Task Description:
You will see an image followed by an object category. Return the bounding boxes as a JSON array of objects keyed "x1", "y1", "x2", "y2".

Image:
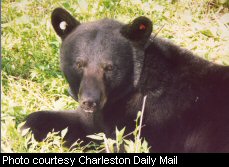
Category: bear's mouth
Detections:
[
  {"x1": 79, "y1": 105, "x2": 98, "y2": 113},
  {"x1": 83, "y1": 109, "x2": 94, "y2": 113}
]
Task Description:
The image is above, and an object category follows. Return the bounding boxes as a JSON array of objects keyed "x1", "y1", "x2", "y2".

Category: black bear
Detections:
[{"x1": 23, "y1": 8, "x2": 229, "y2": 152}]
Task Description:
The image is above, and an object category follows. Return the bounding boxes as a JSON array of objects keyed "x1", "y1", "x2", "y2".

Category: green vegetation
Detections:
[{"x1": 2, "y1": 0, "x2": 229, "y2": 153}]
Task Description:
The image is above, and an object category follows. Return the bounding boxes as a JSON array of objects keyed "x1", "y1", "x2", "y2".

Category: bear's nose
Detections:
[
  {"x1": 82, "y1": 100, "x2": 97, "y2": 108},
  {"x1": 80, "y1": 98, "x2": 97, "y2": 112}
]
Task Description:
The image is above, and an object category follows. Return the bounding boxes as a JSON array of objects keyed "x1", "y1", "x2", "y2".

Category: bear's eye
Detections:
[
  {"x1": 76, "y1": 61, "x2": 85, "y2": 70},
  {"x1": 104, "y1": 64, "x2": 114, "y2": 72}
]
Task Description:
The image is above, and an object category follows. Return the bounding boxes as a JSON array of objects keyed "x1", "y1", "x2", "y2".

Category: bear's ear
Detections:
[
  {"x1": 120, "y1": 16, "x2": 152, "y2": 43},
  {"x1": 51, "y1": 8, "x2": 80, "y2": 40}
]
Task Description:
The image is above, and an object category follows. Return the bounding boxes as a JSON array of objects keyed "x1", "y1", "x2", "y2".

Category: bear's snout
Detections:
[{"x1": 80, "y1": 96, "x2": 98, "y2": 113}]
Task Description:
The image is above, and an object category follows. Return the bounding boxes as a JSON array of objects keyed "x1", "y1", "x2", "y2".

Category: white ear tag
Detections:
[{"x1": 60, "y1": 21, "x2": 67, "y2": 30}]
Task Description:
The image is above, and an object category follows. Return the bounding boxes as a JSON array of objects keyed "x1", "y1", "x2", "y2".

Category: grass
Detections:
[{"x1": 1, "y1": 0, "x2": 229, "y2": 153}]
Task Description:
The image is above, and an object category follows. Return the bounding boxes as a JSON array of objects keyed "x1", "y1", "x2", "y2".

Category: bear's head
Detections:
[{"x1": 51, "y1": 8, "x2": 152, "y2": 113}]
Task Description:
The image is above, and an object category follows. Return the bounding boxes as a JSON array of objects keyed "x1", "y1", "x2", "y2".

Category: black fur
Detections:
[{"x1": 23, "y1": 8, "x2": 229, "y2": 152}]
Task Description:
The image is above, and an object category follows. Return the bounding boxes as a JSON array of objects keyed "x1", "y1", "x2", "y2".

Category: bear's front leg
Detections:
[{"x1": 22, "y1": 108, "x2": 96, "y2": 147}]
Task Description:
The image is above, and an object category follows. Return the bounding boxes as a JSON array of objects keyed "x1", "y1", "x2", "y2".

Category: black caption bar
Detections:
[{"x1": 1, "y1": 153, "x2": 228, "y2": 166}]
